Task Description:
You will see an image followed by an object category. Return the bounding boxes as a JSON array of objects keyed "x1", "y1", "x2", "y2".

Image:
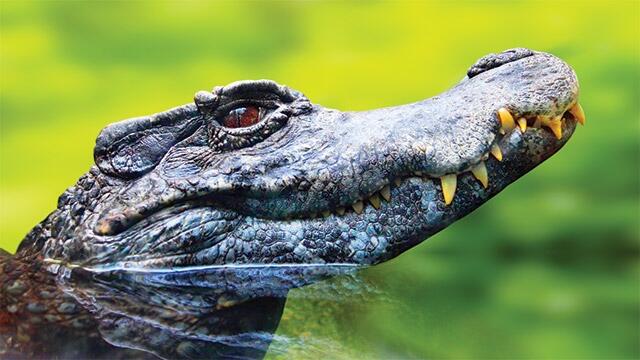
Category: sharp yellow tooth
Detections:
[
  {"x1": 569, "y1": 103, "x2": 585, "y2": 125},
  {"x1": 380, "y1": 185, "x2": 391, "y2": 202},
  {"x1": 368, "y1": 194, "x2": 381, "y2": 209},
  {"x1": 546, "y1": 116, "x2": 563, "y2": 139},
  {"x1": 352, "y1": 200, "x2": 364, "y2": 214},
  {"x1": 394, "y1": 178, "x2": 401, "y2": 187},
  {"x1": 498, "y1": 108, "x2": 516, "y2": 133},
  {"x1": 470, "y1": 162, "x2": 489, "y2": 188},
  {"x1": 322, "y1": 210, "x2": 331, "y2": 217},
  {"x1": 440, "y1": 174, "x2": 457, "y2": 205},
  {"x1": 414, "y1": 171, "x2": 423, "y2": 176},
  {"x1": 336, "y1": 207, "x2": 346, "y2": 216},
  {"x1": 517, "y1": 118, "x2": 527, "y2": 132},
  {"x1": 490, "y1": 144, "x2": 503, "y2": 161}
]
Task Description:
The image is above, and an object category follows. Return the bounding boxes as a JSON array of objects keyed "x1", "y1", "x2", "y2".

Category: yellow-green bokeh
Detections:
[{"x1": 1, "y1": 1, "x2": 638, "y2": 359}]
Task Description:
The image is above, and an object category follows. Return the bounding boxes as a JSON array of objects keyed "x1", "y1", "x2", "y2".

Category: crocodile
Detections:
[{"x1": 0, "y1": 48, "x2": 584, "y2": 359}]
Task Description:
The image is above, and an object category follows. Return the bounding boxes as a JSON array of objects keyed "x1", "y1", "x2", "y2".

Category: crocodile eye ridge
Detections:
[{"x1": 193, "y1": 80, "x2": 312, "y2": 152}]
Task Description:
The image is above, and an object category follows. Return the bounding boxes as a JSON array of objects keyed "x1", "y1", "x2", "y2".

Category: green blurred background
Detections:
[{"x1": 1, "y1": 1, "x2": 638, "y2": 359}]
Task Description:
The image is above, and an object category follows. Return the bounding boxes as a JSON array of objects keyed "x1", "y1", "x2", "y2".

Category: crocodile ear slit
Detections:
[{"x1": 93, "y1": 104, "x2": 202, "y2": 179}]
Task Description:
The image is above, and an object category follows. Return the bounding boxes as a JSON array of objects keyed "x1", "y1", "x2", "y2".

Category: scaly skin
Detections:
[{"x1": 0, "y1": 48, "x2": 582, "y2": 358}]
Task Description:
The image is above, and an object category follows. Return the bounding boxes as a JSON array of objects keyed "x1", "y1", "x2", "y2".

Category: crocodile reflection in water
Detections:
[
  {"x1": 3, "y1": 255, "x2": 363, "y2": 359},
  {"x1": 59, "y1": 264, "x2": 361, "y2": 359},
  {"x1": 0, "y1": 48, "x2": 583, "y2": 359}
]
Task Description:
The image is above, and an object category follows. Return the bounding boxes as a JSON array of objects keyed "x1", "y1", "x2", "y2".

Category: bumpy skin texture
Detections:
[{"x1": 0, "y1": 48, "x2": 580, "y2": 358}]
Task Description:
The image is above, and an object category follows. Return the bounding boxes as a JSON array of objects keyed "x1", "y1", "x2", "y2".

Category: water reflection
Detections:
[{"x1": 47, "y1": 263, "x2": 368, "y2": 359}]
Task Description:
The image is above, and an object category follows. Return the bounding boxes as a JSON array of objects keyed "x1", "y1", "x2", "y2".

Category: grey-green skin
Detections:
[
  {"x1": 0, "y1": 48, "x2": 580, "y2": 358},
  {"x1": 45, "y1": 48, "x2": 578, "y2": 269}
]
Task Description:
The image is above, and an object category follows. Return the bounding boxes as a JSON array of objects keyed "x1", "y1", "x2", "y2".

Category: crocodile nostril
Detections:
[{"x1": 467, "y1": 48, "x2": 535, "y2": 78}]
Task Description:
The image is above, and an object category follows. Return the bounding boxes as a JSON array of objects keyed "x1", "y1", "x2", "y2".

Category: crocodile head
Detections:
[{"x1": 39, "y1": 48, "x2": 583, "y2": 270}]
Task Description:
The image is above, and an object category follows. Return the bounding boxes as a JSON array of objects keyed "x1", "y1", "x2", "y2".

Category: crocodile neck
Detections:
[{"x1": 0, "y1": 225, "x2": 150, "y2": 358}]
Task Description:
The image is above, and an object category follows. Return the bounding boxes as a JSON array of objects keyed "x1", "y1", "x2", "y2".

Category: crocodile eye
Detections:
[{"x1": 222, "y1": 106, "x2": 261, "y2": 128}]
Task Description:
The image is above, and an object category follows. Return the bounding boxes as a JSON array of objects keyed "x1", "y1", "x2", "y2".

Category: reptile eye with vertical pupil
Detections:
[{"x1": 222, "y1": 106, "x2": 261, "y2": 128}]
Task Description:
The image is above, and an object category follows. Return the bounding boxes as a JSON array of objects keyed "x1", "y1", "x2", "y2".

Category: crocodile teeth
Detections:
[
  {"x1": 490, "y1": 144, "x2": 503, "y2": 161},
  {"x1": 380, "y1": 185, "x2": 391, "y2": 202},
  {"x1": 569, "y1": 103, "x2": 585, "y2": 125},
  {"x1": 498, "y1": 108, "x2": 516, "y2": 133},
  {"x1": 545, "y1": 115, "x2": 563, "y2": 139},
  {"x1": 440, "y1": 174, "x2": 457, "y2": 205},
  {"x1": 369, "y1": 194, "x2": 381, "y2": 209},
  {"x1": 414, "y1": 171, "x2": 423, "y2": 176},
  {"x1": 322, "y1": 210, "x2": 331, "y2": 217},
  {"x1": 394, "y1": 178, "x2": 401, "y2": 187},
  {"x1": 336, "y1": 207, "x2": 346, "y2": 216},
  {"x1": 517, "y1": 118, "x2": 527, "y2": 132},
  {"x1": 470, "y1": 162, "x2": 489, "y2": 188},
  {"x1": 352, "y1": 200, "x2": 364, "y2": 214}
]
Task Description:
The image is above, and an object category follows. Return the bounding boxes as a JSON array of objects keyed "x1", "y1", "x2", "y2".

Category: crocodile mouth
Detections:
[
  {"x1": 291, "y1": 103, "x2": 584, "y2": 218},
  {"x1": 92, "y1": 102, "x2": 584, "y2": 237}
]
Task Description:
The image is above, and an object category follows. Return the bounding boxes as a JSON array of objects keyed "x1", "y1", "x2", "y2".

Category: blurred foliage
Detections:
[{"x1": 1, "y1": 1, "x2": 638, "y2": 359}]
